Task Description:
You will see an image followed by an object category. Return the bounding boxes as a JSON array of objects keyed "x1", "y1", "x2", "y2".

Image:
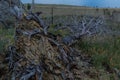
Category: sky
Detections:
[{"x1": 21, "y1": 0, "x2": 120, "y2": 8}]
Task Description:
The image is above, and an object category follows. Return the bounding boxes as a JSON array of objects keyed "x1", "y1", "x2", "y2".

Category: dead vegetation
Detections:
[{"x1": 3, "y1": 11, "x2": 93, "y2": 80}]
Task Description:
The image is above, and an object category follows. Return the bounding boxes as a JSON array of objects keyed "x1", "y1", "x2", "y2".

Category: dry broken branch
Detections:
[{"x1": 55, "y1": 15, "x2": 105, "y2": 46}]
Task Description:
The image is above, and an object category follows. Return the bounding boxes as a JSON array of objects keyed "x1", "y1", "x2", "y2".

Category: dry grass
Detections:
[{"x1": 25, "y1": 4, "x2": 120, "y2": 18}]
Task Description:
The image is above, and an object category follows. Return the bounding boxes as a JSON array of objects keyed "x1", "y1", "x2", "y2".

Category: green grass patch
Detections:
[
  {"x1": 0, "y1": 28, "x2": 14, "y2": 53},
  {"x1": 76, "y1": 36, "x2": 120, "y2": 69}
]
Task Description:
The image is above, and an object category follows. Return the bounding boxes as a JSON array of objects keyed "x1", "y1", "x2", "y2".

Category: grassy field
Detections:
[
  {"x1": 25, "y1": 4, "x2": 120, "y2": 22},
  {"x1": 75, "y1": 19, "x2": 120, "y2": 69},
  {"x1": 76, "y1": 35, "x2": 120, "y2": 69}
]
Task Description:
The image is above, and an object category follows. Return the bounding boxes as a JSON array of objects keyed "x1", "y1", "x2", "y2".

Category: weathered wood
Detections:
[{"x1": 2, "y1": 12, "x2": 94, "y2": 80}]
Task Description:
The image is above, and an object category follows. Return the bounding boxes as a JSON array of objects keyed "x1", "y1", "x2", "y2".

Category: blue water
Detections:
[{"x1": 21, "y1": 0, "x2": 120, "y2": 8}]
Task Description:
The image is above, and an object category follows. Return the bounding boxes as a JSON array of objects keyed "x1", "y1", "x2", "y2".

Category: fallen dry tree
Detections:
[
  {"x1": 0, "y1": 1, "x2": 110, "y2": 80},
  {"x1": 3, "y1": 14, "x2": 104, "y2": 80},
  {"x1": 4, "y1": 12, "x2": 93, "y2": 80}
]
